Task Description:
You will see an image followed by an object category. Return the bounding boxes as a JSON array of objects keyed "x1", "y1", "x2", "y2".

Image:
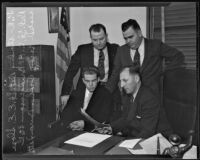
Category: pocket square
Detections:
[{"x1": 136, "y1": 115, "x2": 141, "y2": 119}]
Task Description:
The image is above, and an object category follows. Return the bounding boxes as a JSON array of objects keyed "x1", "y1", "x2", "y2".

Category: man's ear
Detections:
[
  {"x1": 137, "y1": 30, "x2": 142, "y2": 37},
  {"x1": 135, "y1": 74, "x2": 140, "y2": 83},
  {"x1": 82, "y1": 78, "x2": 86, "y2": 84}
]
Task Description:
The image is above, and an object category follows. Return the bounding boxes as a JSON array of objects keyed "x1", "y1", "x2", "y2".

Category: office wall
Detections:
[
  {"x1": 70, "y1": 7, "x2": 146, "y2": 54},
  {"x1": 5, "y1": 6, "x2": 147, "y2": 107}
]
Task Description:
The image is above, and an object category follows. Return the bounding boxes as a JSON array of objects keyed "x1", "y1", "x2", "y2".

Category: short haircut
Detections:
[
  {"x1": 120, "y1": 65, "x2": 141, "y2": 80},
  {"x1": 81, "y1": 66, "x2": 100, "y2": 78},
  {"x1": 121, "y1": 19, "x2": 141, "y2": 32},
  {"x1": 89, "y1": 23, "x2": 107, "y2": 35}
]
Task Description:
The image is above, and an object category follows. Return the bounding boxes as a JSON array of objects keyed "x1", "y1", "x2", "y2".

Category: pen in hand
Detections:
[{"x1": 157, "y1": 136, "x2": 161, "y2": 155}]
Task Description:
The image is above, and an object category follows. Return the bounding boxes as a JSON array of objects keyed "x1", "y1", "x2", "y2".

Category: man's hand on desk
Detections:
[
  {"x1": 69, "y1": 120, "x2": 84, "y2": 131},
  {"x1": 60, "y1": 95, "x2": 70, "y2": 111},
  {"x1": 95, "y1": 125, "x2": 112, "y2": 135}
]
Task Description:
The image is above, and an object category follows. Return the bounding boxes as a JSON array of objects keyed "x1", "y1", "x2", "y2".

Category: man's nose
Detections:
[
  {"x1": 120, "y1": 82, "x2": 125, "y2": 88},
  {"x1": 89, "y1": 81, "x2": 93, "y2": 86},
  {"x1": 97, "y1": 40, "x2": 101, "y2": 45}
]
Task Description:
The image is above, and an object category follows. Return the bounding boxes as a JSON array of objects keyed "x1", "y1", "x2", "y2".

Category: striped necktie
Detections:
[
  {"x1": 98, "y1": 49, "x2": 105, "y2": 80},
  {"x1": 133, "y1": 48, "x2": 140, "y2": 69}
]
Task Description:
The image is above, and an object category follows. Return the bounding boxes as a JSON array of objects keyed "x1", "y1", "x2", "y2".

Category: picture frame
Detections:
[{"x1": 47, "y1": 7, "x2": 59, "y2": 33}]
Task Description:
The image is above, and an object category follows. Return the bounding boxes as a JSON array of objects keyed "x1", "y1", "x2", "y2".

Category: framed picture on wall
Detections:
[{"x1": 47, "y1": 7, "x2": 59, "y2": 33}]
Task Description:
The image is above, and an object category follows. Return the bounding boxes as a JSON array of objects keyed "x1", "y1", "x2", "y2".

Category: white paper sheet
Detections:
[
  {"x1": 64, "y1": 132, "x2": 111, "y2": 148},
  {"x1": 180, "y1": 144, "x2": 197, "y2": 159},
  {"x1": 139, "y1": 133, "x2": 172, "y2": 154},
  {"x1": 128, "y1": 148, "x2": 147, "y2": 154},
  {"x1": 119, "y1": 139, "x2": 141, "y2": 148}
]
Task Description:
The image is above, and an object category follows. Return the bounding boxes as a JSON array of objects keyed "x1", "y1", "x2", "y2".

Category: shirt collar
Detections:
[
  {"x1": 94, "y1": 46, "x2": 107, "y2": 52},
  {"x1": 132, "y1": 82, "x2": 141, "y2": 99},
  {"x1": 138, "y1": 37, "x2": 144, "y2": 52}
]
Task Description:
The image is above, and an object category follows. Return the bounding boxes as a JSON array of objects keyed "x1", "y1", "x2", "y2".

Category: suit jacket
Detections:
[
  {"x1": 61, "y1": 42, "x2": 119, "y2": 96},
  {"x1": 106, "y1": 38, "x2": 184, "y2": 95},
  {"x1": 110, "y1": 85, "x2": 160, "y2": 139},
  {"x1": 60, "y1": 85, "x2": 113, "y2": 130}
]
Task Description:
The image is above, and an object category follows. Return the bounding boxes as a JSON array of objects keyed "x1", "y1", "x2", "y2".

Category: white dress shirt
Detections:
[
  {"x1": 132, "y1": 82, "x2": 141, "y2": 103},
  {"x1": 130, "y1": 38, "x2": 145, "y2": 66},
  {"x1": 82, "y1": 88, "x2": 93, "y2": 111},
  {"x1": 93, "y1": 47, "x2": 109, "y2": 82}
]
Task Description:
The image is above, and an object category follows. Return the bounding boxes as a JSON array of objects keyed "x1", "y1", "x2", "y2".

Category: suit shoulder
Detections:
[
  {"x1": 118, "y1": 44, "x2": 128, "y2": 50},
  {"x1": 110, "y1": 43, "x2": 119, "y2": 47},
  {"x1": 107, "y1": 43, "x2": 119, "y2": 49},
  {"x1": 146, "y1": 38, "x2": 162, "y2": 46},
  {"x1": 140, "y1": 85, "x2": 158, "y2": 100},
  {"x1": 95, "y1": 86, "x2": 112, "y2": 97}
]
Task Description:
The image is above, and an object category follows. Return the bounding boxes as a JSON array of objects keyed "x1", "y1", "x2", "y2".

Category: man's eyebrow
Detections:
[{"x1": 125, "y1": 35, "x2": 133, "y2": 39}]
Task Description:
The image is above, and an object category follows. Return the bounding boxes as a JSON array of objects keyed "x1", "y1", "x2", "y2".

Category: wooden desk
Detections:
[{"x1": 23, "y1": 130, "x2": 170, "y2": 158}]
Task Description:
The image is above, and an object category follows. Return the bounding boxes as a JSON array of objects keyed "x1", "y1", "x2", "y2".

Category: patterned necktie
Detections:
[
  {"x1": 133, "y1": 48, "x2": 140, "y2": 69},
  {"x1": 98, "y1": 49, "x2": 105, "y2": 80}
]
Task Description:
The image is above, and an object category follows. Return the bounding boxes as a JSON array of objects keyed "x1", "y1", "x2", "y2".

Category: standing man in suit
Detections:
[
  {"x1": 96, "y1": 66, "x2": 161, "y2": 138},
  {"x1": 61, "y1": 23, "x2": 119, "y2": 110},
  {"x1": 105, "y1": 19, "x2": 184, "y2": 136},
  {"x1": 106, "y1": 19, "x2": 184, "y2": 96},
  {"x1": 60, "y1": 66, "x2": 113, "y2": 131}
]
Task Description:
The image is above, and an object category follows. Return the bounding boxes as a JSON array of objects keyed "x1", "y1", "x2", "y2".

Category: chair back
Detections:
[{"x1": 162, "y1": 68, "x2": 198, "y2": 145}]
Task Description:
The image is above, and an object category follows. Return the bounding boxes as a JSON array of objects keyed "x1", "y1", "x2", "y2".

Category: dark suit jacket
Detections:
[
  {"x1": 110, "y1": 85, "x2": 160, "y2": 139},
  {"x1": 60, "y1": 85, "x2": 113, "y2": 130},
  {"x1": 61, "y1": 42, "x2": 119, "y2": 96},
  {"x1": 106, "y1": 38, "x2": 184, "y2": 95}
]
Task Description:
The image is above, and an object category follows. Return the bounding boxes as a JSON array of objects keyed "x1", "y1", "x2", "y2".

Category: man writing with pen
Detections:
[
  {"x1": 96, "y1": 66, "x2": 172, "y2": 138},
  {"x1": 60, "y1": 66, "x2": 114, "y2": 131}
]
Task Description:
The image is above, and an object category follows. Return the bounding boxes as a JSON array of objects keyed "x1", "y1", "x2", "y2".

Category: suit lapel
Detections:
[
  {"x1": 127, "y1": 99, "x2": 137, "y2": 121},
  {"x1": 127, "y1": 86, "x2": 142, "y2": 121},
  {"x1": 88, "y1": 43, "x2": 94, "y2": 66},
  {"x1": 107, "y1": 43, "x2": 115, "y2": 76},
  {"x1": 77, "y1": 86, "x2": 86, "y2": 109},
  {"x1": 85, "y1": 85, "x2": 100, "y2": 112},
  {"x1": 140, "y1": 38, "x2": 149, "y2": 73},
  {"x1": 125, "y1": 44, "x2": 133, "y2": 64}
]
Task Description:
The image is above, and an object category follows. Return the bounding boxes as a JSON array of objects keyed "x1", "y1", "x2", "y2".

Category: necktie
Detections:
[
  {"x1": 133, "y1": 48, "x2": 140, "y2": 69},
  {"x1": 98, "y1": 49, "x2": 105, "y2": 80}
]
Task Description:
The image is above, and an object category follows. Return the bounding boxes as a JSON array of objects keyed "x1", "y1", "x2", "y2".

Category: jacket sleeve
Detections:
[
  {"x1": 159, "y1": 41, "x2": 185, "y2": 70},
  {"x1": 105, "y1": 47, "x2": 122, "y2": 93},
  {"x1": 87, "y1": 87, "x2": 114, "y2": 123},
  {"x1": 61, "y1": 46, "x2": 81, "y2": 96}
]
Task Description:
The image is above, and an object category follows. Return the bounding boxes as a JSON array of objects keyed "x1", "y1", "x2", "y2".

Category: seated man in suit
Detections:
[
  {"x1": 60, "y1": 66, "x2": 113, "y2": 131},
  {"x1": 96, "y1": 66, "x2": 172, "y2": 139}
]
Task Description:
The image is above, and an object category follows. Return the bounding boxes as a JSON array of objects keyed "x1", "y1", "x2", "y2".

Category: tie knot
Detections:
[
  {"x1": 99, "y1": 49, "x2": 103, "y2": 53},
  {"x1": 129, "y1": 95, "x2": 134, "y2": 103}
]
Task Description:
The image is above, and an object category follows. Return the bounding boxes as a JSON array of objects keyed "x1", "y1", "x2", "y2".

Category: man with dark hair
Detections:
[
  {"x1": 106, "y1": 18, "x2": 184, "y2": 96},
  {"x1": 61, "y1": 23, "x2": 119, "y2": 110},
  {"x1": 96, "y1": 66, "x2": 161, "y2": 138},
  {"x1": 105, "y1": 19, "x2": 184, "y2": 137},
  {"x1": 60, "y1": 66, "x2": 113, "y2": 131}
]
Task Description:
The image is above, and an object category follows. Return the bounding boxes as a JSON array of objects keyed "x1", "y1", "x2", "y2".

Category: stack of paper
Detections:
[
  {"x1": 139, "y1": 133, "x2": 172, "y2": 154},
  {"x1": 64, "y1": 132, "x2": 111, "y2": 147},
  {"x1": 118, "y1": 139, "x2": 141, "y2": 149},
  {"x1": 180, "y1": 144, "x2": 197, "y2": 159}
]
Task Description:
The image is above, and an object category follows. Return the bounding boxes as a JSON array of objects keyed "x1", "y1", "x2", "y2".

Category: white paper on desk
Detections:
[
  {"x1": 64, "y1": 132, "x2": 111, "y2": 148},
  {"x1": 180, "y1": 144, "x2": 197, "y2": 159},
  {"x1": 139, "y1": 133, "x2": 172, "y2": 154},
  {"x1": 119, "y1": 139, "x2": 141, "y2": 149},
  {"x1": 128, "y1": 148, "x2": 147, "y2": 154}
]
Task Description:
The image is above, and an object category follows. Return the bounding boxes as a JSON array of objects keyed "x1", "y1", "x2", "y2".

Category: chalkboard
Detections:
[{"x1": 3, "y1": 45, "x2": 56, "y2": 153}]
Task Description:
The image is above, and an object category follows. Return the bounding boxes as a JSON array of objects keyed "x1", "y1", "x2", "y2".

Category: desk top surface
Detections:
[{"x1": 20, "y1": 130, "x2": 197, "y2": 159}]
